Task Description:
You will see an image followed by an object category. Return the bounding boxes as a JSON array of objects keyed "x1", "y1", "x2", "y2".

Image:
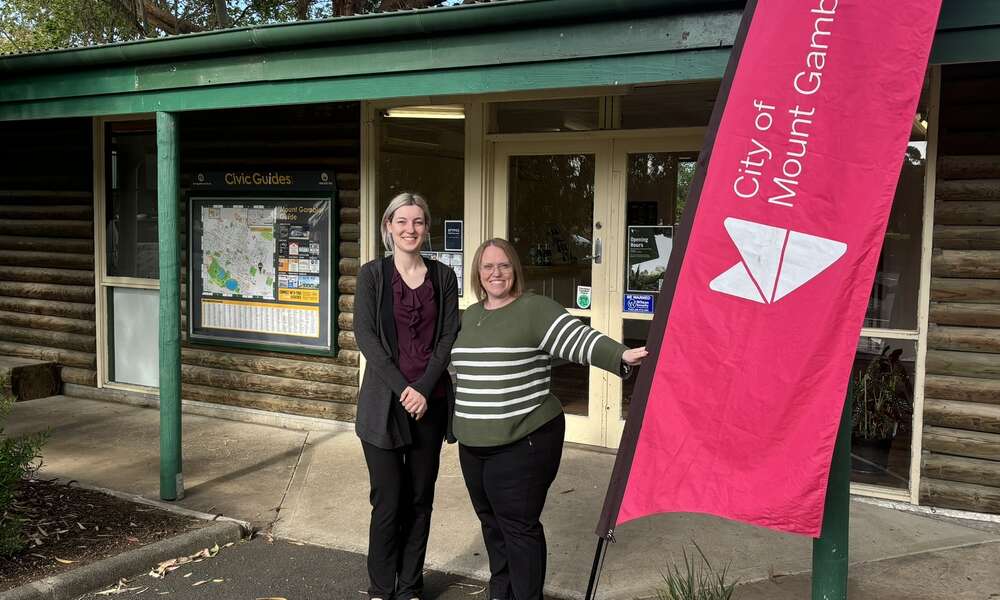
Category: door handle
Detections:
[{"x1": 593, "y1": 238, "x2": 602, "y2": 264}]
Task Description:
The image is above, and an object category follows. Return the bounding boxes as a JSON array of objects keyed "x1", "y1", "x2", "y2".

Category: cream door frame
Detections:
[
  {"x1": 606, "y1": 132, "x2": 705, "y2": 447},
  {"x1": 491, "y1": 139, "x2": 614, "y2": 446}
]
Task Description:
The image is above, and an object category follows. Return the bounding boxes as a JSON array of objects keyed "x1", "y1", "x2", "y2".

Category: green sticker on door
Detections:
[{"x1": 576, "y1": 285, "x2": 592, "y2": 310}]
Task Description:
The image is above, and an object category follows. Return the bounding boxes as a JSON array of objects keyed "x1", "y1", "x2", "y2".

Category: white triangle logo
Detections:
[{"x1": 709, "y1": 218, "x2": 846, "y2": 304}]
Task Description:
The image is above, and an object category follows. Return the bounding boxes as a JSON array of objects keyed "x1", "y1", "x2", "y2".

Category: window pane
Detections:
[
  {"x1": 108, "y1": 287, "x2": 159, "y2": 387},
  {"x1": 850, "y1": 336, "x2": 915, "y2": 490},
  {"x1": 508, "y1": 154, "x2": 595, "y2": 309},
  {"x1": 376, "y1": 111, "x2": 465, "y2": 255},
  {"x1": 865, "y1": 89, "x2": 930, "y2": 331},
  {"x1": 489, "y1": 97, "x2": 599, "y2": 133},
  {"x1": 620, "y1": 80, "x2": 720, "y2": 129},
  {"x1": 106, "y1": 121, "x2": 158, "y2": 279}
]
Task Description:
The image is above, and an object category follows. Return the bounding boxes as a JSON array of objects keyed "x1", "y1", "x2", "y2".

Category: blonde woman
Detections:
[
  {"x1": 354, "y1": 192, "x2": 460, "y2": 600},
  {"x1": 452, "y1": 238, "x2": 646, "y2": 600}
]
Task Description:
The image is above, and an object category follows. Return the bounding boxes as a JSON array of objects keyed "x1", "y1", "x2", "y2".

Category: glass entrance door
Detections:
[
  {"x1": 492, "y1": 140, "x2": 612, "y2": 446},
  {"x1": 607, "y1": 135, "x2": 703, "y2": 447}
]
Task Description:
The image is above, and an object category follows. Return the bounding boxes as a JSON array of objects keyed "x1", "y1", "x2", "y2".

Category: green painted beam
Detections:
[
  {"x1": 937, "y1": 0, "x2": 1000, "y2": 30},
  {"x1": 157, "y1": 111, "x2": 183, "y2": 502},
  {"x1": 931, "y1": 27, "x2": 1000, "y2": 65},
  {"x1": 0, "y1": 49, "x2": 731, "y2": 121},
  {"x1": 0, "y1": 12, "x2": 739, "y2": 104}
]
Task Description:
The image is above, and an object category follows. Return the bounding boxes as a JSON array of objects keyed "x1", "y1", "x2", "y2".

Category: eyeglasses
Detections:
[{"x1": 479, "y1": 262, "x2": 513, "y2": 274}]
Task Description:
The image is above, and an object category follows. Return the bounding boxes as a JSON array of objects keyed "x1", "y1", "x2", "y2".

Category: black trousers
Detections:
[
  {"x1": 459, "y1": 413, "x2": 565, "y2": 600},
  {"x1": 361, "y1": 404, "x2": 446, "y2": 599}
]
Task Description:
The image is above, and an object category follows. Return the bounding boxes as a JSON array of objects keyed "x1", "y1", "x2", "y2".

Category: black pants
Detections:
[
  {"x1": 361, "y1": 404, "x2": 446, "y2": 599},
  {"x1": 459, "y1": 413, "x2": 565, "y2": 600}
]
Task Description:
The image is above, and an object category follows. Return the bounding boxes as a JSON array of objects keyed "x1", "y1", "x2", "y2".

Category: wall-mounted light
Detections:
[{"x1": 383, "y1": 105, "x2": 465, "y2": 119}]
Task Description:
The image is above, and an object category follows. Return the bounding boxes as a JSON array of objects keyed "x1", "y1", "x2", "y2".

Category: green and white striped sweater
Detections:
[{"x1": 452, "y1": 293, "x2": 627, "y2": 447}]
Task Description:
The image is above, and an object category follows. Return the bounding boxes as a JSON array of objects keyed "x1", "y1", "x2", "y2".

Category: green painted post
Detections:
[
  {"x1": 156, "y1": 111, "x2": 183, "y2": 501},
  {"x1": 812, "y1": 381, "x2": 852, "y2": 599}
]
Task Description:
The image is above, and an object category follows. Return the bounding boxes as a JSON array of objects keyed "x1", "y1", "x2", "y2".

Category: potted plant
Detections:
[{"x1": 850, "y1": 347, "x2": 913, "y2": 473}]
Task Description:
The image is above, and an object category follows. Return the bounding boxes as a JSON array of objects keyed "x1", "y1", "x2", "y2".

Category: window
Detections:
[
  {"x1": 489, "y1": 97, "x2": 600, "y2": 134},
  {"x1": 105, "y1": 121, "x2": 158, "y2": 279}
]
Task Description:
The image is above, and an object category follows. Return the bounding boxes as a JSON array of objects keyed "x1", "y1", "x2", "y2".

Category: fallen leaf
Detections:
[
  {"x1": 192, "y1": 579, "x2": 209, "y2": 586},
  {"x1": 54, "y1": 557, "x2": 76, "y2": 564},
  {"x1": 212, "y1": 579, "x2": 224, "y2": 583},
  {"x1": 255, "y1": 597, "x2": 288, "y2": 600}
]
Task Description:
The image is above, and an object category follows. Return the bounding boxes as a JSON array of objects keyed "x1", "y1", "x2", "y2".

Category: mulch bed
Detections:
[{"x1": 0, "y1": 478, "x2": 204, "y2": 592}]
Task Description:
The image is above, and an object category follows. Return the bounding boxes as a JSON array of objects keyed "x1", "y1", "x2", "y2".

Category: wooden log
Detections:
[
  {"x1": 338, "y1": 349, "x2": 360, "y2": 366},
  {"x1": 936, "y1": 179, "x2": 1000, "y2": 202},
  {"x1": 935, "y1": 201, "x2": 1000, "y2": 226},
  {"x1": 181, "y1": 347, "x2": 357, "y2": 386},
  {"x1": 0, "y1": 296, "x2": 95, "y2": 320},
  {"x1": 0, "y1": 190, "x2": 91, "y2": 200},
  {"x1": 930, "y1": 278, "x2": 1000, "y2": 302},
  {"x1": 0, "y1": 236, "x2": 93, "y2": 254},
  {"x1": 0, "y1": 219, "x2": 92, "y2": 238},
  {"x1": 931, "y1": 250, "x2": 1000, "y2": 278},
  {"x1": 924, "y1": 398, "x2": 1000, "y2": 434},
  {"x1": 339, "y1": 257, "x2": 359, "y2": 276},
  {"x1": 0, "y1": 266, "x2": 94, "y2": 286},
  {"x1": 0, "y1": 341, "x2": 95, "y2": 368},
  {"x1": 0, "y1": 356, "x2": 60, "y2": 401},
  {"x1": 0, "y1": 250, "x2": 93, "y2": 270},
  {"x1": 0, "y1": 205, "x2": 92, "y2": 220},
  {"x1": 339, "y1": 189, "x2": 360, "y2": 207},
  {"x1": 929, "y1": 302, "x2": 1000, "y2": 327},
  {"x1": 340, "y1": 207, "x2": 360, "y2": 223},
  {"x1": 920, "y1": 477, "x2": 1000, "y2": 514},
  {"x1": 933, "y1": 225, "x2": 1000, "y2": 250},
  {"x1": 0, "y1": 282, "x2": 94, "y2": 304},
  {"x1": 922, "y1": 452, "x2": 1000, "y2": 489},
  {"x1": 0, "y1": 310, "x2": 95, "y2": 335},
  {"x1": 181, "y1": 342, "x2": 358, "y2": 367},
  {"x1": 937, "y1": 155, "x2": 1000, "y2": 180},
  {"x1": 182, "y1": 383, "x2": 356, "y2": 421},
  {"x1": 337, "y1": 173, "x2": 360, "y2": 191},
  {"x1": 925, "y1": 349, "x2": 1000, "y2": 379},
  {"x1": 928, "y1": 325, "x2": 1000, "y2": 353},
  {"x1": 0, "y1": 324, "x2": 95, "y2": 353},
  {"x1": 181, "y1": 364, "x2": 356, "y2": 403},
  {"x1": 924, "y1": 374, "x2": 1000, "y2": 404},
  {"x1": 340, "y1": 223, "x2": 360, "y2": 242},
  {"x1": 338, "y1": 312, "x2": 353, "y2": 331},
  {"x1": 338, "y1": 330, "x2": 358, "y2": 351},
  {"x1": 338, "y1": 276, "x2": 357, "y2": 294},
  {"x1": 60, "y1": 366, "x2": 97, "y2": 387},
  {"x1": 338, "y1": 294, "x2": 354, "y2": 312},
  {"x1": 923, "y1": 425, "x2": 1000, "y2": 461},
  {"x1": 339, "y1": 242, "x2": 360, "y2": 259}
]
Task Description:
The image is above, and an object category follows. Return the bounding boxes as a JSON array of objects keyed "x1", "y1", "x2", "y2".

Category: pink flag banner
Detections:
[{"x1": 598, "y1": 0, "x2": 942, "y2": 537}]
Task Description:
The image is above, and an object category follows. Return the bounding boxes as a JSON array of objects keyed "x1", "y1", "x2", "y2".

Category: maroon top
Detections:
[{"x1": 392, "y1": 268, "x2": 445, "y2": 398}]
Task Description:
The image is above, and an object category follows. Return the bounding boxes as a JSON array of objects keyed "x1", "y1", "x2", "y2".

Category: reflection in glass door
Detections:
[{"x1": 493, "y1": 141, "x2": 611, "y2": 446}]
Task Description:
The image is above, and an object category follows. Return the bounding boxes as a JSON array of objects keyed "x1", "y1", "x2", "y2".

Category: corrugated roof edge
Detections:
[{"x1": 0, "y1": 0, "x2": 741, "y2": 75}]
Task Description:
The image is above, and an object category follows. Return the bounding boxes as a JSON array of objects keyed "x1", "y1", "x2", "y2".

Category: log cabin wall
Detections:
[
  {"x1": 0, "y1": 118, "x2": 97, "y2": 390},
  {"x1": 921, "y1": 63, "x2": 1000, "y2": 514},
  {"x1": 173, "y1": 103, "x2": 362, "y2": 421}
]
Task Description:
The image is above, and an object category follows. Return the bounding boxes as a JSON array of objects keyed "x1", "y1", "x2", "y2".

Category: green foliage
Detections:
[
  {"x1": 653, "y1": 543, "x2": 737, "y2": 600},
  {"x1": 850, "y1": 347, "x2": 913, "y2": 442},
  {"x1": 0, "y1": 379, "x2": 47, "y2": 557},
  {"x1": 0, "y1": 0, "x2": 134, "y2": 54}
]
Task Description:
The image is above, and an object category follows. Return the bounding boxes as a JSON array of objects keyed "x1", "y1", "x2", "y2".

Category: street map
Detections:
[{"x1": 201, "y1": 206, "x2": 276, "y2": 300}]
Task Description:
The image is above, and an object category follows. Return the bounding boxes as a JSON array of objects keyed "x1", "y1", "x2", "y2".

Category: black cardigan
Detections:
[{"x1": 353, "y1": 256, "x2": 460, "y2": 449}]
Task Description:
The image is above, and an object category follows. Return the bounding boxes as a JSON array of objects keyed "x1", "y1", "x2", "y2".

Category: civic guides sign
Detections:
[{"x1": 598, "y1": 0, "x2": 942, "y2": 537}]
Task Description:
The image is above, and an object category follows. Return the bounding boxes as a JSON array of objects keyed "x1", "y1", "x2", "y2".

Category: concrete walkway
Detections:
[{"x1": 8, "y1": 395, "x2": 1000, "y2": 599}]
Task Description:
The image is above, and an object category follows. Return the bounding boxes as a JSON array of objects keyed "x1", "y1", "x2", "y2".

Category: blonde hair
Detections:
[
  {"x1": 381, "y1": 192, "x2": 431, "y2": 252},
  {"x1": 470, "y1": 238, "x2": 525, "y2": 302}
]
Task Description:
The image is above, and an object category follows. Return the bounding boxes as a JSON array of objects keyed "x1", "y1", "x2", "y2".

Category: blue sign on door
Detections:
[{"x1": 623, "y1": 293, "x2": 655, "y2": 314}]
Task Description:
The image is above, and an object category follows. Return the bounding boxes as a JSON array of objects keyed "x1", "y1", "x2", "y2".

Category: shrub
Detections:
[
  {"x1": 0, "y1": 378, "x2": 46, "y2": 557},
  {"x1": 653, "y1": 542, "x2": 737, "y2": 600}
]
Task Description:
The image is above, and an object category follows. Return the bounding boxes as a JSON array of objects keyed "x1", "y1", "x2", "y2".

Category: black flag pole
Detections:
[{"x1": 586, "y1": 1, "x2": 760, "y2": 594}]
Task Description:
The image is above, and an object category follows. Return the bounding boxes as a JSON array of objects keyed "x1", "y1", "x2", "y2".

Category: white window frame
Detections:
[{"x1": 93, "y1": 114, "x2": 161, "y2": 395}]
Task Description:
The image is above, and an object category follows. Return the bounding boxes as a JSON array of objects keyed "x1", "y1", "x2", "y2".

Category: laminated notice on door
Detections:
[{"x1": 576, "y1": 286, "x2": 592, "y2": 310}]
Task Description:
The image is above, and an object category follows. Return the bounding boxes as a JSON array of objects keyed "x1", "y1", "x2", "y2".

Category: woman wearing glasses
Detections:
[
  {"x1": 353, "y1": 192, "x2": 460, "y2": 600},
  {"x1": 453, "y1": 238, "x2": 647, "y2": 600}
]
